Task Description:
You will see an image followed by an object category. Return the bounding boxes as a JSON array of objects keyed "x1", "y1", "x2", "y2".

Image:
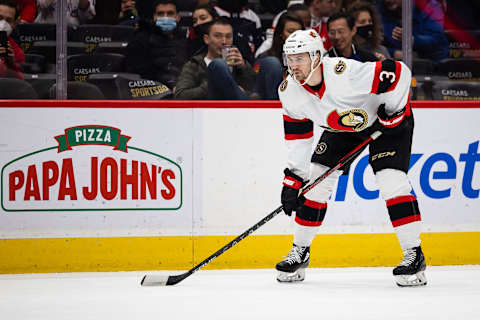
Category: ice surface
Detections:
[{"x1": 1, "y1": 266, "x2": 479, "y2": 320}]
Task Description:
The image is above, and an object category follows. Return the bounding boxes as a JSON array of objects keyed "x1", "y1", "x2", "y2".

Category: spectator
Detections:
[
  {"x1": 348, "y1": 1, "x2": 391, "y2": 60},
  {"x1": 35, "y1": 0, "x2": 96, "y2": 25},
  {"x1": 214, "y1": 0, "x2": 263, "y2": 57},
  {"x1": 377, "y1": 0, "x2": 448, "y2": 62},
  {"x1": 188, "y1": 3, "x2": 218, "y2": 56},
  {"x1": 256, "y1": 3, "x2": 311, "y2": 58},
  {"x1": 91, "y1": 0, "x2": 138, "y2": 26},
  {"x1": 126, "y1": 0, "x2": 189, "y2": 90},
  {"x1": 16, "y1": 0, "x2": 36, "y2": 23},
  {"x1": 175, "y1": 17, "x2": 256, "y2": 100},
  {"x1": 327, "y1": 12, "x2": 378, "y2": 62},
  {"x1": 305, "y1": 0, "x2": 334, "y2": 51},
  {"x1": 0, "y1": 0, "x2": 25, "y2": 79},
  {"x1": 255, "y1": 13, "x2": 305, "y2": 99},
  {"x1": 305, "y1": 0, "x2": 336, "y2": 27}
]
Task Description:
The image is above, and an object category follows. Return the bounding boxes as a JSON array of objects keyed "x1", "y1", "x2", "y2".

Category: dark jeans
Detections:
[{"x1": 207, "y1": 59, "x2": 250, "y2": 100}]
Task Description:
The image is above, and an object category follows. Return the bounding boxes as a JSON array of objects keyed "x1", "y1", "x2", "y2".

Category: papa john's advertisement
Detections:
[{"x1": 0, "y1": 109, "x2": 195, "y2": 238}]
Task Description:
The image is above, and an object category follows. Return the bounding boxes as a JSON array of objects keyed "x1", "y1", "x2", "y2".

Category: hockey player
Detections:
[{"x1": 276, "y1": 29, "x2": 426, "y2": 287}]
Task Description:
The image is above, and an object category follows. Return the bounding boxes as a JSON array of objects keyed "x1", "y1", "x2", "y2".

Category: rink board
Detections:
[{"x1": 0, "y1": 100, "x2": 479, "y2": 273}]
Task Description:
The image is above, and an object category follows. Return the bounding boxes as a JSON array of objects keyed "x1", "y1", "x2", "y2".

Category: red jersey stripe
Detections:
[
  {"x1": 295, "y1": 216, "x2": 323, "y2": 227},
  {"x1": 370, "y1": 61, "x2": 382, "y2": 94},
  {"x1": 386, "y1": 195, "x2": 417, "y2": 207},
  {"x1": 285, "y1": 132, "x2": 314, "y2": 140},
  {"x1": 391, "y1": 214, "x2": 421, "y2": 227},
  {"x1": 304, "y1": 199, "x2": 327, "y2": 210}
]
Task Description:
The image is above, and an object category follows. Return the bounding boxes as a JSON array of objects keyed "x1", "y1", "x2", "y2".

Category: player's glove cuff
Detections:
[
  {"x1": 283, "y1": 168, "x2": 304, "y2": 189},
  {"x1": 377, "y1": 103, "x2": 407, "y2": 129}
]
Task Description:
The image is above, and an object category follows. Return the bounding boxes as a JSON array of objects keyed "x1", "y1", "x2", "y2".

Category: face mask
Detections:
[
  {"x1": 155, "y1": 17, "x2": 177, "y2": 33},
  {"x1": 193, "y1": 21, "x2": 212, "y2": 38},
  {"x1": 356, "y1": 24, "x2": 374, "y2": 39},
  {"x1": 0, "y1": 20, "x2": 13, "y2": 36}
]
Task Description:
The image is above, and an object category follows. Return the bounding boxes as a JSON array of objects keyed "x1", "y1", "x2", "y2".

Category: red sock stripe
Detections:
[
  {"x1": 386, "y1": 195, "x2": 417, "y2": 207},
  {"x1": 295, "y1": 216, "x2": 323, "y2": 227},
  {"x1": 304, "y1": 199, "x2": 327, "y2": 210},
  {"x1": 392, "y1": 214, "x2": 421, "y2": 227}
]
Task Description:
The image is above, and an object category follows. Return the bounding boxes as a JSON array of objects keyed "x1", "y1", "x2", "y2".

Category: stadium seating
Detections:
[{"x1": 67, "y1": 53, "x2": 126, "y2": 82}]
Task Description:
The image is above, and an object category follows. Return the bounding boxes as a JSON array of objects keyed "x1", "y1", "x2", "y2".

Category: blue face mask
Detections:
[{"x1": 155, "y1": 17, "x2": 177, "y2": 33}]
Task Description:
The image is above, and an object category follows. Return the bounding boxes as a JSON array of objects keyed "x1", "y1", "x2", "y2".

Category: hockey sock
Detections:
[
  {"x1": 293, "y1": 199, "x2": 327, "y2": 247},
  {"x1": 386, "y1": 195, "x2": 422, "y2": 250}
]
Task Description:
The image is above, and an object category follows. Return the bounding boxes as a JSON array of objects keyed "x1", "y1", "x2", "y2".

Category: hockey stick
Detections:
[{"x1": 141, "y1": 130, "x2": 382, "y2": 286}]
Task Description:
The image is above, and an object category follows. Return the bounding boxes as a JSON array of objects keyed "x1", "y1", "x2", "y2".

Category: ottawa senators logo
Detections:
[
  {"x1": 280, "y1": 79, "x2": 288, "y2": 91},
  {"x1": 334, "y1": 60, "x2": 346, "y2": 74},
  {"x1": 309, "y1": 31, "x2": 317, "y2": 38},
  {"x1": 326, "y1": 109, "x2": 368, "y2": 132}
]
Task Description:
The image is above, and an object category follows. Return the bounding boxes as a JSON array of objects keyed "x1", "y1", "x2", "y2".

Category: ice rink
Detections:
[{"x1": 1, "y1": 266, "x2": 479, "y2": 320}]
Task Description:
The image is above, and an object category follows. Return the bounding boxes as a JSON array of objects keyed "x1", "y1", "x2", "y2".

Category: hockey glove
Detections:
[
  {"x1": 376, "y1": 103, "x2": 409, "y2": 135},
  {"x1": 281, "y1": 168, "x2": 305, "y2": 216}
]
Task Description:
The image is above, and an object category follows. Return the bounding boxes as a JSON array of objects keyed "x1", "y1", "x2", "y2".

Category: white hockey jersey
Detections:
[{"x1": 278, "y1": 57, "x2": 412, "y2": 180}]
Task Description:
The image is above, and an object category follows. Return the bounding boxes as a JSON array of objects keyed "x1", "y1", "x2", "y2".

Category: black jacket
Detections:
[
  {"x1": 126, "y1": 25, "x2": 189, "y2": 88},
  {"x1": 328, "y1": 44, "x2": 378, "y2": 63}
]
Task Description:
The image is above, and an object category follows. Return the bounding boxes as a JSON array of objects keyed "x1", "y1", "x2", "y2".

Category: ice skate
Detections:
[
  {"x1": 393, "y1": 246, "x2": 427, "y2": 287},
  {"x1": 276, "y1": 244, "x2": 310, "y2": 282}
]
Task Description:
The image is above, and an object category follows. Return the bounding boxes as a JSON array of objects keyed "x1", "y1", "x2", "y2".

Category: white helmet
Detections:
[{"x1": 283, "y1": 29, "x2": 325, "y2": 84}]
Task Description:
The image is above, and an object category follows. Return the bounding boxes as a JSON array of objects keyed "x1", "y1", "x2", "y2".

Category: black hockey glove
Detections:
[
  {"x1": 376, "y1": 103, "x2": 410, "y2": 135},
  {"x1": 281, "y1": 168, "x2": 305, "y2": 216}
]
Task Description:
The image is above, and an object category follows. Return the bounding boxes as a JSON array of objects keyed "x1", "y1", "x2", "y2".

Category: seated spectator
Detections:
[
  {"x1": 214, "y1": 0, "x2": 264, "y2": 57},
  {"x1": 306, "y1": 0, "x2": 334, "y2": 51},
  {"x1": 377, "y1": 0, "x2": 448, "y2": 62},
  {"x1": 255, "y1": 13, "x2": 305, "y2": 99},
  {"x1": 0, "y1": 0, "x2": 25, "y2": 79},
  {"x1": 126, "y1": 0, "x2": 189, "y2": 90},
  {"x1": 306, "y1": 0, "x2": 337, "y2": 27},
  {"x1": 188, "y1": 3, "x2": 218, "y2": 56},
  {"x1": 327, "y1": 12, "x2": 378, "y2": 62},
  {"x1": 256, "y1": 3, "x2": 312, "y2": 58},
  {"x1": 91, "y1": 0, "x2": 138, "y2": 26},
  {"x1": 175, "y1": 17, "x2": 256, "y2": 100},
  {"x1": 16, "y1": 0, "x2": 36, "y2": 23},
  {"x1": 348, "y1": 1, "x2": 390, "y2": 60},
  {"x1": 35, "y1": 0, "x2": 96, "y2": 25}
]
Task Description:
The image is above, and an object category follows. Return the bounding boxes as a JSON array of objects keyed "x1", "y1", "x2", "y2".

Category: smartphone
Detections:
[{"x1": 0, "y1": 31, "x2": 8, "y2": 58}]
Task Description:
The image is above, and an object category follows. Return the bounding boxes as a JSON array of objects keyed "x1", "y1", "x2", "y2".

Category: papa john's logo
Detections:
[
  {"x1": 326, "y1": 109, "x2": 368, "y2": 132},
  {"x1": 1, "y1": 125, "x2": 183, "y2": 212}
]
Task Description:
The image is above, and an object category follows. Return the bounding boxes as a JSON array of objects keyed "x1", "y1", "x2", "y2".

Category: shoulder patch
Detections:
[
  {"x1": 334, "y1": 60, "x2": 346, "y2": 74},
  {"x1": 280, "y1": 79, "x2": 288, "y2": 91}
]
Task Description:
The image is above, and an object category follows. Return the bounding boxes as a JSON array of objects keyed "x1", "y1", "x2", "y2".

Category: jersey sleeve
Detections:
[
  {"x1": 369, "y1": 59, "x2": 412, "y2": 114},
  {"x1": 279, "y1": 80, "x2": 314, "y2": 181}
]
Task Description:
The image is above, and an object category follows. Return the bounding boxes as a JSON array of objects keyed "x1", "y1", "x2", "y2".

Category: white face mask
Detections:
[{"x1": 0, "y1": 19, "x2": 13, "y2": 36}]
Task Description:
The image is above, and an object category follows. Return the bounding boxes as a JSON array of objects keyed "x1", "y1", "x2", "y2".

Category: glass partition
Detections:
[{"x1": 1, "y1": 0, "x2": 479, "y2": 100}]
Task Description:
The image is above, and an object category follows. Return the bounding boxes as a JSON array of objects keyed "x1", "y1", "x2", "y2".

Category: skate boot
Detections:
[
  {"x1": 393, "y1": 246, "x2": 427, "y2": 287},
  {"x1": 276, "y1": 244, "x2": 310, "y2": 282}
]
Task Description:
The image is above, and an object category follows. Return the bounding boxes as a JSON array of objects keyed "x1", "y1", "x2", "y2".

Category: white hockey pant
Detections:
[{"x1": 375, "y1": 168, "x2": 421, "y2": 250}]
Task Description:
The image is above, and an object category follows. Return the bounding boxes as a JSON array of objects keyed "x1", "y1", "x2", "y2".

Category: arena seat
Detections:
[
  {"x1": 436, "y1": 58, "x2": 480, "y2": 80},
  {"x1": 0, "y1": 78, "x2": 38, "y2": 99},
  {"x1": 23, "y1": 73, "x2": 56, "y2": 99},
  {"x1": 444, "y1": 29, "x2": 480, "y2": 58},
  {"x1": 49, "y1": 81, "x2": 105, "y2": 99},
  {"x1": 87, "y1": 72, "x2": 141, "y2": 99},
  {"x1": 431, "y1": 80, "x2": 480, "y2": 100},
  {"x1": 67, "y1": 53, "x2": 126, "y2": 82},
  {"x1": 70, "y1": 24, "x2": 135, "y2": 53},
  {"x1": 94, "y1": 41, "x2": 129, "y2": 56}
]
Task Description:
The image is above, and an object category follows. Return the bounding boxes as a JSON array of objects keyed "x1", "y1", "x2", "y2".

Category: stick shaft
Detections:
[{"x1": 144, "y1": 131, "x2": 381, "y2": 286}]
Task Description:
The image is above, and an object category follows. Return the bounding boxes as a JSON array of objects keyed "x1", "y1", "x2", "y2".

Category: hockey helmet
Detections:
[{"x1": 283, "y1": 29, "x2": 325, "y2": 84}]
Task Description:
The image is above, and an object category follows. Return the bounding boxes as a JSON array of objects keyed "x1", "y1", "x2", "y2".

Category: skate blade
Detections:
[
  {"x1": 277, "y1": 268, "x2": 305, "y2": 283},
  {"x1": 395, "y1": 271, "x2": 427, "y2": 287}
]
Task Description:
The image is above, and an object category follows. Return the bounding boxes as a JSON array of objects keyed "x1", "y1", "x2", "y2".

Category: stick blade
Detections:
[{"x1": 140, "y1": 275, "x2": 169, "y2": 286}]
